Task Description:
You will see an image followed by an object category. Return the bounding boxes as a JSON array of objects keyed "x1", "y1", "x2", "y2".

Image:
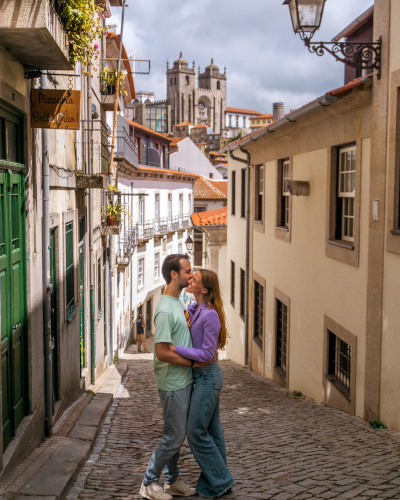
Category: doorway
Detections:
[
  {"x1": 146, "y1": 298, "x2": 153, "y2": 336},
  {"x1": 78, "y1": 242, "x2": 85, "y2": 373},
  {"x1": 50, "y1": 229, "x2": 59, "y2": 406}
]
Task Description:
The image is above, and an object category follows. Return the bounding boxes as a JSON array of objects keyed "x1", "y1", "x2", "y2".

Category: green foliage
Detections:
[
  {"x1": 60, "y1": 0, "x2": 107, "y2": 72},
  {"x1": 101, "y1": 67, "x2": 127, "y2": 86},
  {"x1": 226, "y1": 130, "x2": 242, "y2": 145},
  {"x1": 370, "y1": 420, "x2": 387, "y2": 429},
  {"x1": 293, "y1": 391, "x2": 303, "y2": 397}
]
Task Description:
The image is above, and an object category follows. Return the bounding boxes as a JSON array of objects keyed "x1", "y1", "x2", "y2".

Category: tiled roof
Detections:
[
  {"x1": 194, "y1": 177, "x2": 227, "y2": 199},
  {"x1": 250, "y1": 113, "x2": 273, "y2": 120},
  {"x1": 170, "y1": 137, "x2": 186, "y2": 146},
  {"x1": 173, "y1": 121, "x2": 191, "y2": 127},
  {"x1": 191, "y1": 206, "x2": 227, "y2": 227},
  {"x1": 226, "y1": 107, "x2": 263, "y2": 115},
  {"x1": 326, "y1": 74, "x2": 373, "y2": 97},
  {"x1": 197, "y1": 142, "x2": 207, "y2": 146},
  {"x1": 192, "y1": 124, "x2": 208, "y2": 129},
  {"x1": 129, "y1": 120, "x2": 173, "y2": 142}
]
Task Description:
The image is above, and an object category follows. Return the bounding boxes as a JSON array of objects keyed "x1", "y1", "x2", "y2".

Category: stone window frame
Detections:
[
  {"x1": 253, "y1": 164, "x2": 265, "y2": 234},
  {"x1": 273, "y1": 288, "x2": 290, "y2": 389},
  {"x1": 323, "y1": 315, "x2": 357, "y2": 416},
  {"x1": 386, "y1": 70, "x2": 400, "y2": 254},
  {"x1": 325, "y1": 140, "x2": 362, "y2": 267},
  {"x1": 252, "y1": 271, "x2": 266, "y2": 352},
  {"x1": 275, "y1": 157, "x2": 292, "y2": 243},
  {"x1": 231, "y1": 170, "x2": 236, "y2": 216},
  {"x1": 154, "y1": 252, "x2": 160, "y2": 283},
  {"x1": 137, "y1": 256, "x2": 145, "y2": 291}
]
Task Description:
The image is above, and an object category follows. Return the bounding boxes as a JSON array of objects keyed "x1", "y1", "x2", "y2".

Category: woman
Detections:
[{"x1": 169, "y1": 269, "x2": 235, "y2": 498}]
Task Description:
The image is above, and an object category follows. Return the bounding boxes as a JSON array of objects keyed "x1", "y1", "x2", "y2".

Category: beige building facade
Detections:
[{"x1": 223, "y1": 1, "x2": 400, "y2": 432}]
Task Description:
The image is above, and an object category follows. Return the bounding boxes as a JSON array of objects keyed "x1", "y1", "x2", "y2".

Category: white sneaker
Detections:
[
  {"x1": 140, "y1": 481, "x2": 173, "y2": 500},
  {"x1": 164, "y1": 477, "x2": 197, "y2": 496}
]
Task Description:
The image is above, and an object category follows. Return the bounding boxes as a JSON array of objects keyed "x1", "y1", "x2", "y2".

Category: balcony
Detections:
[
  {"x1": 154, "y1": 218, "x2": 169, "y2": 239},
  {"x1": 137, "y1": 221, "x2": 154, "y2": 244},
  {"x1": 0, "y1": 0, "x2": 71, "y2": 70},
  {"x1": 114, "y1": 127, "x2": 139, "y2": 170},
  {"x1": 101, "y1": 190, "x2": 123, "y2": 236},
  {"x1": 116, "y1": 228, "x2": 136, "y2": 271}
]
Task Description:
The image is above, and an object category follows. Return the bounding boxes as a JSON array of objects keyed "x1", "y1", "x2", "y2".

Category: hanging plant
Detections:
[{"x1": 60, "y1": 0, "x2": 108, "y2": 73}]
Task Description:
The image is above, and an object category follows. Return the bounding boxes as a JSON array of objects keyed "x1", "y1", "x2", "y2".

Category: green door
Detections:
[
  {"x1": 50, "y1": 230, "x2": 58, "y2": 405},
  {"x1": 78, "y1": 244, "x2": 85, "y2": 372},
  {"x1": 0, "y1": 171, "x2": 27, "y2": 450}
]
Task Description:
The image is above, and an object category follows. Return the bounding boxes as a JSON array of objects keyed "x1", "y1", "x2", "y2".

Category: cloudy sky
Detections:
[{"x1": 110, "y1": 0, "x2": 373, "y2": 114}]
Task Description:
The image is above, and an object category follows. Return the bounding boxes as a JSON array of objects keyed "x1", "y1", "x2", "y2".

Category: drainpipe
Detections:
[
  {"x1": 41, "y1": 74, "x2": 53, "y2": 436},
  {"x1": 130, "y1": 182, "x2": 133, "y2": 339},
  {"x1": 87, "y1": 66, "x2": 95, "y2": 385},
  {"x1": 229, "y1": 147, "x2": 251, "y2": 367}
]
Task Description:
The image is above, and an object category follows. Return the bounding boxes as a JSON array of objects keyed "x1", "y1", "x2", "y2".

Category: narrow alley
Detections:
[{"x1": 68, "y1": 342, "x2": 400, "y2": 500}]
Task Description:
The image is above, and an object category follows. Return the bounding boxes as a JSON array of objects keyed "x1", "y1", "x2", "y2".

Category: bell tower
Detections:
[{"x1": 166, "y1": 53, "x2": 195, "y2": 127}]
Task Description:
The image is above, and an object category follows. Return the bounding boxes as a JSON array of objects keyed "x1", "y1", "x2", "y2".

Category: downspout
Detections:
[
  {"x1": 130, "y1": 182, "x2": 133, "y2": 340},
  {"x1": 229, "y1": 146, "x2": 251, "y2": 367},
  {"x1": 41, "y1": 74, "x2": 53, "y2": 436},
  {"x1": 87, "y1": 66, "x2": 95, "y2": 385}
]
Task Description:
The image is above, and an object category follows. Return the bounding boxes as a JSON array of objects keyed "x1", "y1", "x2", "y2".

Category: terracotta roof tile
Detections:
[
  {"x1": 250, "y1": 113, "x2": 273, "y2": 120},
  {"x1": 326, "y1": 74, "x2": 373, "y2": 97},
  {"x1": 170, "y1": 137, "x2": 186, "y2": 146},
  {"x1": 192, "y1": 124, "x2": 208, "y2": 129},
  {"x1": 173, "y1": 121, "x2": 191, "y2": 127},
  {"x1": 194, "y1": 177, "x2": 227, "y2": 199},
  {"x1": 226, "y1": 107, "x2": 263, "y2": 115},
  {"x1": 129, "y1": 120, "x2": 173, "y2": 142},
  {"x1": 191, "y1": 206, "x2": 227, "y2": 227}
]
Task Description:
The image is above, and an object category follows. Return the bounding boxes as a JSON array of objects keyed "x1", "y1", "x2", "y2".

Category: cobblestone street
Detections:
[{"x1": 68, "y1": 340, "x2": 400, "y2": 500}]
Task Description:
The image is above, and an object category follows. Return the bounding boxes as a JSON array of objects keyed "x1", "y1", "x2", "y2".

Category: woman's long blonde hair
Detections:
[{"x1": 199, "y1": 269, "x2": 229, "y2": 350}]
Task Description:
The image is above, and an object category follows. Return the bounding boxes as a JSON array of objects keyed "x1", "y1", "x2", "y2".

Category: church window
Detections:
[
  {"x1": 185, "y1": 76, "x2": 189, "y2": 85},
  {"x1": 217, "y1": 81, "x2": 221, "y2": 90},
  {"x1": 229, "y1": 115, "x2": 232, "y2": 127},
  {"x1": 174, "y1": 77, "x2": 177, "y2": 84}
]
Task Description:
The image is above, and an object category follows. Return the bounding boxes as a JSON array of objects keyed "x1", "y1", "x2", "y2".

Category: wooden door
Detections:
[
  {"x1": 194, "y1": 241, "x2": 203, "y2": 267},
  {"x1": 146, "y1": 298, "x2": 152, "y2": 336}
]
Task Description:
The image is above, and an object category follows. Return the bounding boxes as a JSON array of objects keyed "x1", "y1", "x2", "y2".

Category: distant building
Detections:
[
  {"x1": 169, "y1": 137, "x2": 223, "y2": 178},
  {"x1": 130, "y1": 121, "x2": 172, "y2": 168},
  {"x1": 225, "y1": 107, "x2": 263, "y2": 130},
  {"x1": 249, "y1": 113, "x2": 273, "y2": 130},
  {"x1": 173, "y1": 121, "x2": 193, "y2": 138}
]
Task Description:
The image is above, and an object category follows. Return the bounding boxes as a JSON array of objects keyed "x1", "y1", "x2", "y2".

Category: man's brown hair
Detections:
[{"x1": 162, "y1": 254, "x2": 190, "y2": 284}]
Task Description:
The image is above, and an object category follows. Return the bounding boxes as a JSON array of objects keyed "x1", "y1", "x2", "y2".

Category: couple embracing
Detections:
[{"x1": 140, "y1": 254, "x2": 235, "y2": 500}]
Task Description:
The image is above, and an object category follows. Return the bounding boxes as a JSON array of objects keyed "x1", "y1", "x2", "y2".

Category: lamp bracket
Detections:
[{"x1": 304, "y1": 37, "x2": 382, "y2": 80}]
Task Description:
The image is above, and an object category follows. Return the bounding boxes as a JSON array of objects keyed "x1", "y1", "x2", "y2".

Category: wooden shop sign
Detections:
[{"x1": 31, "y1": 89, "x2": 81, "y2": 130}]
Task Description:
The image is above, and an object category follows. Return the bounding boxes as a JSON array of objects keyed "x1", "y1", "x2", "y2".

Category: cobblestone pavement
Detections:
[{"x1": 69, "y1": 339, "x2": 400, "y2": 500}]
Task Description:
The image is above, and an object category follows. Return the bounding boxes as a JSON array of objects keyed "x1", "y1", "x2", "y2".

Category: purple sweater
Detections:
[{"x1": 175, "y1": 302, "x2": 220, "y2": 362}]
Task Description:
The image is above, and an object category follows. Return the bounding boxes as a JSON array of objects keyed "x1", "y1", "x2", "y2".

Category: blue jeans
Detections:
[
  {"x1": 143, "y1": 383, "x2": 193, "y2": 486},
  {"x1": 187, "y1": 362, "x2": 235, "y2": 498}
]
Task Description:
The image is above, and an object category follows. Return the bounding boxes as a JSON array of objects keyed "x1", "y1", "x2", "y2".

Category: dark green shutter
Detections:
[{"x1": 65, "y1": 222, "x2": 75, "y2": 320}]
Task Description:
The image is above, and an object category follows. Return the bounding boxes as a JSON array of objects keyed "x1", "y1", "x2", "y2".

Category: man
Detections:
[
  {"x1": 140, "y1": 254, "x2": 206, "y2": 500},
  {"x1": 137, "y1": 314, "x2": 149, "y2": 353}
]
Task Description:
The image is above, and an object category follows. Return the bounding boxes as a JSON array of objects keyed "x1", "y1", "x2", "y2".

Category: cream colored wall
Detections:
[
  {"x1": 225, "y1": 154, "x2": 247, "y2": 365},
  {"x1": 380, "y1": 0, "x2": 400, "y2": 432},
  {"x1": 250, "y1": 140, "x2": 370, "y2": 417}
]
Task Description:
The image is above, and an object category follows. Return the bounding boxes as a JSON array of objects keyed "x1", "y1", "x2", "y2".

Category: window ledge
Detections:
[
  {"x1": 327, "y1": 239, "x2": 354, "y2": 250},
  {"x1": 254, "y1": 220, "x2": 263, "y2": 224},
  {"x1": 275, "y1": 226, "x2": 289, "y2": 232},
  {"x1": 274, "y1": 366, "x2": 287, "y2": 384},
  {"x1": 66, "y1": 306, "x2": 78, "y2": 323},
  {"x1": 253, "y1": 336, "x2": 263, "y2": 351},
  {"x1": 325, "y1": 374, "x2": 351, "y2": 401},
  {"x1": 390, "y1": 229, "x2": 400, "y2": 236}
]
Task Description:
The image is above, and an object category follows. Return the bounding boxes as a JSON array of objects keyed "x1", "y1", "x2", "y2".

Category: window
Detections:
[
  {"x1": 185, "y1": 76, "x2": 189, "y2": 85},
  {"x1": 243, "y1": 116, "x2": 246, "y2": 127},
  {"x1": 138, "y1": 258, "x2": 144, "y2": 288},
  {"x1": 240, "y1": 269, "x2": 245, "y2": 318},
  {"x1": 257, "y1": 120, "x2": 260, "y2": 124},
  {"x1": 255, "y1": 165, "x2": 263, "y2": 222},
  {"x1": 154, "y1": 253, "x2": 160, "y2": 280},
  {"x1": 276, "y1": 299, "x2": 288, "y2": 375},
  {"x1": 178, "y1": 243, "x2": 182, "y2": 254},
  {"x1": 194, "y1": 206, "x2": 206, "y2": 213},
  {"x1": 241, "y1": 168, "x2": 246, "y2": 218},
  {"x1": 66, "y1": 222, "x2": 75, "y2": 320},
  {"x1": 338, "y1": 146, "x2": 356, "y2": 242},
  {"x1": 188, "y1": 194, "x2": 192, "y2": 213},
  {"x1": 229, "y1": 115, "x2": 232, "y2": 127},
  {"x1": 263, "y1": 120, "x2": 266, "y2": 124},
  {"x1": 139, "y1": 195, "x2": 145, "y2": 225},
  {"x1": 168, "y1": 194, "x2": 172, "y2": 220},
  {"x1": 98, "y1": 258, "x2": 101, "y2": 317},
  {"x1": 217, "y1": 81, "x2": 220, "y2": 90},
  {"x1": 236, "y1": 116, "x2": 239, "y2": 127},
  {"x1": 230, "y1": 261, "x2": 235, "y2": 306},
  {"x1": 179, "y1": 194, "x2": 183, "y2": 217},
  {"x1": 231, "y1": 171, "x2": 236, "y2": 215},
  {"x1": 254, "y1": 280, "x2": 264, "y2": 346},
  {"x1": 280, "y1": 160, "x2": 290, "y2": 227},
  {"x1": 155, "y1": 194, "x2": 160, "y2": 222},
  {"x1": 328, "y1": 331, "x2": 351, "y2": 396}
]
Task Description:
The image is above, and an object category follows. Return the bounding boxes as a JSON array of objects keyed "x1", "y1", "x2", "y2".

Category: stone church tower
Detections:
[{"x1": 166, "y1": 53, "x2": 227, "y2": 133}]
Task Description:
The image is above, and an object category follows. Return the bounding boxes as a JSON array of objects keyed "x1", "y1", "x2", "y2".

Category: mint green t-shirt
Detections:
[{"x1": 154, "y1": 295, "x2": 193, "y2": 392}]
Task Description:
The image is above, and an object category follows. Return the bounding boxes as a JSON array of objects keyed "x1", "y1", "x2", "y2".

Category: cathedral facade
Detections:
[{"x1": 166, "y1": 53, "x2": 227, "y2": 133}]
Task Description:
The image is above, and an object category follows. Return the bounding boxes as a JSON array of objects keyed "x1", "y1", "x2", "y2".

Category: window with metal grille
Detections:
[
  {"x1": 241, "y1": 168, "x2": 246, "y2": 218},
  {"x1": 337, "y1": 146, "x2": 356, "y2": 242},
  {"x1": 276, "y1": 299, "x2": 288, "y2": 374},
  {"x1": 65, "y1": 222, "x2": 75, "y2": 320},
  {"x1": 98, "y1": 258, "x2": 101, "y2": 317},
  {"x1": 138, "y1": 258, "x2": 144, "y2": 288},
  {"x1": 255, "y1": 165, "x2": 263, "y2": 222},
  {"x1": 254, "y1": 280, "x2": 263, "y2": 346},
  {"x1": 280, "y1": 160, "x2": 290, "y2": 227},
  {"x1": 328, "y1": 331, "x2": 351, "y2": 395},
  {"x1": 240, "y1": 269, "x2": 245, "y2": 318},
  {"x1": 231, "y1": 171, "x2": 236, "y2": 215},
  {"x1": 230, "y1": 261, "x2": 235, "y2": 307}
]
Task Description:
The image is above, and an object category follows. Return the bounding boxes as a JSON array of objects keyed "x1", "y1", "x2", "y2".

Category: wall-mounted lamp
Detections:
[
  {"x1": 184, "y1": 236, "x2": 194, "y2": 253},
  {"x1": 283, "y1": 0, "x2": 382, "y2": 79}
]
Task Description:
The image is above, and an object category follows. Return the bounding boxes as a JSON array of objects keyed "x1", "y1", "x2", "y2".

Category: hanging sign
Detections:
[{"x1": 30, "y1": 89, "x2": 81, "y2": 130}]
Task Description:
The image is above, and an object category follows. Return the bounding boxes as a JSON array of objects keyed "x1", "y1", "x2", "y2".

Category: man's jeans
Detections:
[
  {"x1": 187, "y1": 362, "x2": 235, "y2": 498},
  {"x1": 143, "y1": 384, "x2": 192, "y2": 486}
]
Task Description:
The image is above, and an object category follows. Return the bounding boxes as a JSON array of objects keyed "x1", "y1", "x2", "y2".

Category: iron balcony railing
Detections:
[
  {"x1": 49, "y1": 0, "x2": 68, "y2": 32},
  {"x1": 116, "y1": 228, "x2": 137, "y2": 267},
  {"x1": 154, "y1": 218, "x2": 169, "y2": 237},
  {"x1": 136, "y1": 221, "x2": 154, "y2": 241},
  {"x1": 114, "y1": 127, "x2": 139, "y2": 168}
]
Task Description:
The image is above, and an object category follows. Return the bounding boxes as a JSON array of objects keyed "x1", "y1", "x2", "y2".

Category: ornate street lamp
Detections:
[
  {"x1": 184, "y1": 236, "x2": 194, "y2": 253},
  {"x1": 283, "y1": 0, "x2": 382, "y2": 79}
]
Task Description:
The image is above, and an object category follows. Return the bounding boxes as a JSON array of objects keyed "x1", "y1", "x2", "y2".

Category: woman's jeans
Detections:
[
  {"x1": 143, "y1": 383, "x2": 192, "y2": 486},
  {"x1": 187, "y1": 361, "x2": 235, "y2": 498}
]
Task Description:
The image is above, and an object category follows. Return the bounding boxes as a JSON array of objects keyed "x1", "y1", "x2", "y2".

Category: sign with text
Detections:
[{"x1": 30, "y1": 89, "x2": 81, "y2": 130}]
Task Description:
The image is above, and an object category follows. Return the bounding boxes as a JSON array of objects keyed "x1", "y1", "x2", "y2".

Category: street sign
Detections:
[{"x1": 30, "y1": 89, "x2": 81, "y2": 130}]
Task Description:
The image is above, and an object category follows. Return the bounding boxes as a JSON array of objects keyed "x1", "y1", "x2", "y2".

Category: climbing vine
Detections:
[{"x1": 60, "y1": 0, "x2": 108, "y2": 72}]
